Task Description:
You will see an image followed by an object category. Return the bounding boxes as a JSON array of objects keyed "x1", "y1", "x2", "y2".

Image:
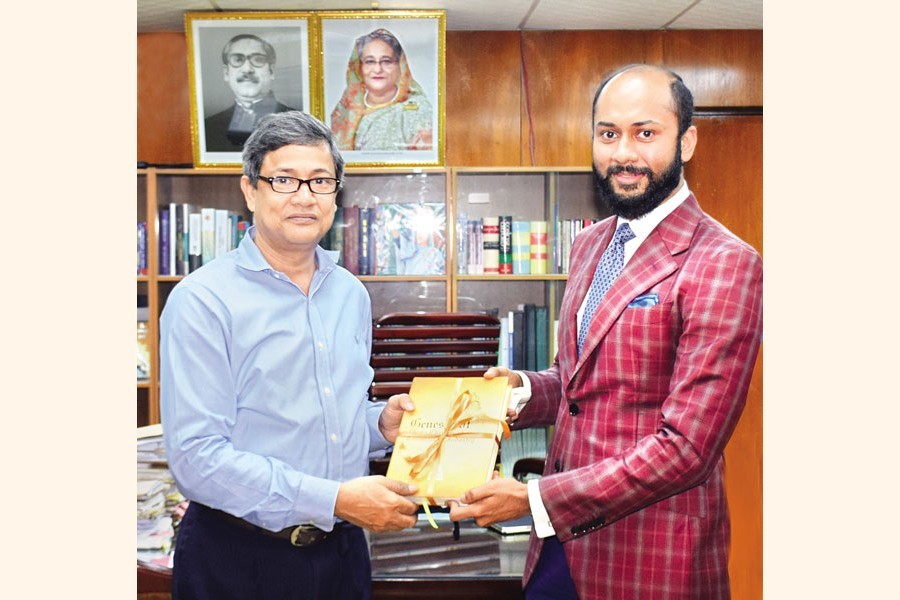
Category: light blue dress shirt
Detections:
[{"x1": 160, "y1": 226, "x2": 388, "y2": 533}]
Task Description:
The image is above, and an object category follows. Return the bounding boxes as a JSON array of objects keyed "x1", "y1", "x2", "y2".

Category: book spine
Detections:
[
  {"x1": 214, "y1": 209, "x2": 229, "y2": 258},
  {"x1": 200, "y1": 208, "x2": 216, "y2": 265},
  {"x1": 512, "y1": 221, "x2": 531, "y2": 274},
  {"x1": 173, "y1": 203, "x2": 185, "y2": 276},
  {"x1": 498, "y1": 215, "x2": 513, "y2": 274},
  {"x1": 343, "y1": 206, "x2": 360, "y2": 275},
  {"x1": 512, "y1": 310, "x2": 525, "y2": 370},
  {"x1": 456, "y1": 212, "x2": 468, "y2": 275},
  {"x1": 482, "y1": 216, "x2": 500, "y2": 274},
  {"x1": 524, "y1": 303, "x2": 537, "y2": 371},
  {"x1": 137, "y1": 222, "x2": 148, "y2": 276},
  {"x1": 530, "y1": 220, "x2": 548, "y2": 274},
  {"x1": 158, "y1": 209, "x2": 170, "y2": 275},
  {"x1": 169, "y1": 203, "x2": 177, "y2": 276},
  {"x1": 188, "y1": 212, "x2": 202, "y2": 272},
  {"x1": 535, "y1": 305, "x2": 549, "y2": 370},
  {"x1": 181, "y1": 203, "x2": 192, "y2": 275},
  {"x1": 235, "y1": 220, "x2": 248, "y2": 247}
]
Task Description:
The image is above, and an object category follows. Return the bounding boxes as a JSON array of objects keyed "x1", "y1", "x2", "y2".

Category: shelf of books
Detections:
[{"x1": 136, "y1": 166, "x2": 607, "y2": 427}]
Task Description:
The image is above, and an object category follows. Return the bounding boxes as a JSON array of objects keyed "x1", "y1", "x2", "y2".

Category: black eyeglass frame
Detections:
[
  {"x1": 226, "y1": 53, "x2": 270, "y2": 68},
  {"x1": 257, "y1": 175, "x2": 342, "y2": 195}
]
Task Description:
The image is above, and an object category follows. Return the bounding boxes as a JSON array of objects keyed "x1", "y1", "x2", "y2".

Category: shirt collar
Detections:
[
  {"x1": 617, "y1": 180, "x2": 691, "y2": 241},
  {"x1": 235, "y1": 225, "x2": 339, "y2": 276}
]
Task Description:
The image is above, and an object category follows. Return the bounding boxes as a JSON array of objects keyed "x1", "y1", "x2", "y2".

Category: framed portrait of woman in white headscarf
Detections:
[{"x1": 319, "y1": 10, "x2": 445, "y2": 167}]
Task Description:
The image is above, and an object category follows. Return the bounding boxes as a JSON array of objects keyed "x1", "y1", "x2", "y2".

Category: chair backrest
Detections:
[{"x1": 370, "y1": 312, "x2": 501, "y2": 402}]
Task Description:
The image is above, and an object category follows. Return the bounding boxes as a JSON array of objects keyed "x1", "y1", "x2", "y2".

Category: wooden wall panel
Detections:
[
  {"x1": 663, "y1": 30, "x2": 763, "y2": 107},
  {"x1": 684, "y1": 114, "x2": 763, "y2": 600},
  {"x1": 445, "y1": 31, "x2": 522, "y2": 167},
  {"x1": 520, "y1": 31, "x2": 660, "y2": 167},
  {"x1": 686, "y1": 115, "x2": 763, "y2": 254},
  {"x1": 137, "y1": 33, "x2": 193, "y2": 165}
]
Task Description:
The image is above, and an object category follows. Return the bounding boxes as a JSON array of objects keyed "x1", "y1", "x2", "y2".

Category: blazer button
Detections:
[
  {"x1": 554, "y1": 460, "x2": 561, "y2": 472},
  {"x1": 568, "y1": 403, "x2": 580, "y2": 416}
]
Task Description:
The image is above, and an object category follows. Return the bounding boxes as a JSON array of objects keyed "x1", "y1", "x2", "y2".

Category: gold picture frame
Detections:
[
  {"x1": 318, "y1": 10, "x2": 445, "y2": 167},
  {"x1": 185, "y1": 11, "x2": 319, "y2": 168}
]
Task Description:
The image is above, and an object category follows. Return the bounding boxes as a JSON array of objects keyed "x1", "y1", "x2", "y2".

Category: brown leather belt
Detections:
[{"x1": 197, "y1": 503, "x2": 343, "y2": 547}]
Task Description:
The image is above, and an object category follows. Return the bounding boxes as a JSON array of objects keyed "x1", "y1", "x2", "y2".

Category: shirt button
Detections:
[
  {"x1": 330, "y1": 433, "x2": 338, "y2": 442},
  {"x1": 323, "y1": 386, "x2": 332, "y2": 395},
  {"x1": 317, "y1": 341, "x2": 325, "y2": 350}
]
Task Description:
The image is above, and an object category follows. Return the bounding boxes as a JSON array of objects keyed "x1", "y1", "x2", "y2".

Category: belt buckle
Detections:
[{"x1": 289, "y1": 524, "x2": 325, "y2": 547}]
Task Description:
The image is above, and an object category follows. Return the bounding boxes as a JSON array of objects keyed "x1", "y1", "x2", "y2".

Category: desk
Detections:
[
  {"x1": 369, "y1": 519, "x2": 528, "y2": 600},
  {"x1": 138, "y1": 518, "x2": 530, "y2": 599}
]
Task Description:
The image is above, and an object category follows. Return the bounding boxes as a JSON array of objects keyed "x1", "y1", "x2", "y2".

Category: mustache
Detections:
[
  {"x1": 236, "y1": 73, "x2": 260, "y2": 83},
  {"x1": 606, "y1": 164, "x2": 653, "y2": 177}
]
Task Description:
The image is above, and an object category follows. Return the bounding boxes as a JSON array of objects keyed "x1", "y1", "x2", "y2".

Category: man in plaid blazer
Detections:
[{"x1": 449, "y1": 64, "x2": 763, "y2": 599}]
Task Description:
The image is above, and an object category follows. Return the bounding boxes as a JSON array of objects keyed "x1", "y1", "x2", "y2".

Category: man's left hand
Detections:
[{"x1": 378, "y1": 393, "x2": 414, "y2": 443}]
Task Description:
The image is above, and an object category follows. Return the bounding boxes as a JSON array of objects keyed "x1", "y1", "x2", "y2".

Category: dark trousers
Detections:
[
  {"x1": 525, "y1": 536, "x2": 579, "y2": 600},
  {"x1": 172, "y1": 502, "x2": 371, "y2": 600}
]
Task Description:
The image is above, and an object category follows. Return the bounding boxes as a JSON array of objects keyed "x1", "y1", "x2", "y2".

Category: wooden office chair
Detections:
[
  {"x1": 369, "y1": 312, "x2": 501, "y2": 478},
  {"x1": 369, "y1": 312, "x2": 502, "y2": 402}
]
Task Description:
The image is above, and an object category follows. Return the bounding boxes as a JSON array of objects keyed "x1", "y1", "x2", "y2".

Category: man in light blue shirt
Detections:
[{"x1": 161, "y1": 111, "x2": 419, "y2": 599}]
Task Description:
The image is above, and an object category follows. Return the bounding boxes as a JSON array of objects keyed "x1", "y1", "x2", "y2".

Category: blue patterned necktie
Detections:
[{"x1": 577, "y1": 222, "x2": 636, "y2": 355}]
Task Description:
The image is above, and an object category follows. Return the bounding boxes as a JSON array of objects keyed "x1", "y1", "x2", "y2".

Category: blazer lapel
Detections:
[{"x1": 569, "y1": 195, "x2": 701, "y2": 379}]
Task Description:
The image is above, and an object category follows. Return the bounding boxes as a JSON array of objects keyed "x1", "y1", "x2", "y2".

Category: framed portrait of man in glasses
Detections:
[
  {"x1": 319, "y1": 10, "x2": 445, "y2": 167},
  {"x1": 185, "y1": 12, "x2": 319, "y2": 168}
]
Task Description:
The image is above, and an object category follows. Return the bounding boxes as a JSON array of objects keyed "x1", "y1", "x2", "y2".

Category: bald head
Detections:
[{"x1": 592, "y1": 65, "x2": 694, "y2": 138}]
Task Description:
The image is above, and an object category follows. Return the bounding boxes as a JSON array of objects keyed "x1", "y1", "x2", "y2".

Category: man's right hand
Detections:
[
  {"x1": 334, "y1": 476, "x2": 420, "y2": 532},
  {"x1": 483, "y1": 366, "x2": 523, "y2": 388}
]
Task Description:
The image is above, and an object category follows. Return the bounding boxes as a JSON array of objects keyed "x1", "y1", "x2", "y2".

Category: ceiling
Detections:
[{"x1": 137, "y1": 0, "x2": 762, "y2": 33}]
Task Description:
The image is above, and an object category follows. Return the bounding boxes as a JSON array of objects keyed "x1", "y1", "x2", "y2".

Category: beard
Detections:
[{"x1": 593, "y1": 149, "x2": 683, "y2": 220}]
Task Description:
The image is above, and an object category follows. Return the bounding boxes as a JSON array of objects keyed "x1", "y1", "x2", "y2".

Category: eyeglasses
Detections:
[
  {"x1": 227, "y1": 53, "x2": 269, "y2": 68},
  {"x1": 362, "y1": 58, "x2": 398, "y2": 69},
  {"x1": 258, "y1": 175, "x2": 341, "y2": 195}
]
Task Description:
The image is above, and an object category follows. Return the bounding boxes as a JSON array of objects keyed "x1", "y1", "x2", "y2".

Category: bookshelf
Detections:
[{"x1": 136, "y1": 166, "x2": 606, "y2": 427}]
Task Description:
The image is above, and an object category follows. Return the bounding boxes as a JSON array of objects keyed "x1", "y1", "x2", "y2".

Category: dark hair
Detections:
[
  {"x1": 222, "y1": 34, "x2": 277, "y2": 67},
  {"x1": 242, "y1": 111, "x2": 344, "y2": 187},
  {"x1": 355, "y1": 28, "x2": 403, "y2": 60},
  {"x1": 591, "y1": 64, "x2": 694, "y2": 137}
]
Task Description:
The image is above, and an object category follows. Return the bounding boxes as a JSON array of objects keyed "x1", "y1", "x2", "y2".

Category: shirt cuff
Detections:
[
  {"x1": 509, "y1": 371, "x2": 533, "y2": 413},
  {"x1": 527, "y1": 478, "x2": 555, "y2": 538}
]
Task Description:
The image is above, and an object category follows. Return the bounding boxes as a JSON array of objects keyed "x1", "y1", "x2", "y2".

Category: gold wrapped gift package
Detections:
[{"x1": 386, "y1": 376, "x2": 512, "y2": 506}]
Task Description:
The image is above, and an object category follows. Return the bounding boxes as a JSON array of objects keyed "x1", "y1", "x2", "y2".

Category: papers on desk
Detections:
[{"x1": 136, "y1": 426, "x2": 185, "y2": 569}]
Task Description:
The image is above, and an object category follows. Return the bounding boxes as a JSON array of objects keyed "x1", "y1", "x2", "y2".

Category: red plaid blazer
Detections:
[{"x1": 515, "y1": 194, "x2": 763, "y2": 600}]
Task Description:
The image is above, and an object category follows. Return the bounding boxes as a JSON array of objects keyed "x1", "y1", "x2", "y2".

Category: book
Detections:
[
  {"x1": 168, "y1": 202, "x2": 178, "y2": 276},
  {"x1": 530, "y1": 220, "x2": 548, "y2": 274},
  {"x1": 214, "y1": 208, "x2": 230, "y2": 258},
  {"x1": 137, "y1": 222, "x2": 148, "y2": 276},
  {"x1": 342, "y1": 206, "x2": 360, "y2": 275},
  {"x1": 200, "y1": 207, "x2": 216, "y2": 265},
  {"x1": 523, "y1": 303, "x2": 537, "y2": 371},
  {"x1": 386, "y1": 376, "x2": 512, "y2": 506},
  {"x1": 188, "y1": 212, "x2": 202, "y2": 272},
  {"x1": 456, "y1": 212, "x2": 468, "y2": 274},
  {"x1": 511, "y1": 220, "x2": 531, "y2": 274},
  {"x1": 158, "y1": 209, "x2": 170, "y2": 275},
  {"x1": 137, "y1": 298, "x2": 150, "y2": 381},
  {"x1": 489, "y1": 514, "x2": 533, "y2": 535},
  {"x1": 535, "y1": 305, "x2": 550, "y2": 370},
  {"x1": 511, "y1": 310, "x2": 525, "y2": 370},
  {"x1": 359, "y1": 206, "x2": 372, "y2": 275},
  {"x1": 179, "y1": 203, "x2": 192, "y2": 275},
  {"x1": 482, "y1": 216, "x2": 500, "y2": 274},
  {"x1": 498, "y1": 215, "x2": 513, "y2": 274}
]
